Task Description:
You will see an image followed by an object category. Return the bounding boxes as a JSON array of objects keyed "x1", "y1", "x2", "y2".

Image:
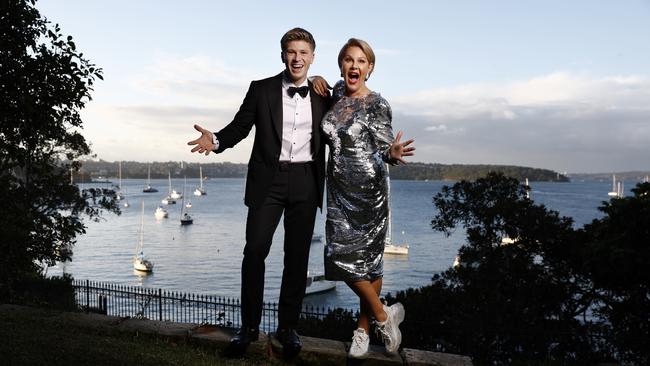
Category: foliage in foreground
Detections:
[
  {"x1": 385, "y1": 173, "x2": 649, "y2": 365},
  {"x1": 1, "y1": 0, "x2": 118, "y2": 300}
]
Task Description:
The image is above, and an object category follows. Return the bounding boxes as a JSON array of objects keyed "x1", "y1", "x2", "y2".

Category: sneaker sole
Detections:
[
  {"x1": 348, "y1": 352, "x2": 369, "y2": 359},
  {"x1": 388, "y1": 303, "x2": 405, "y2": 353}
]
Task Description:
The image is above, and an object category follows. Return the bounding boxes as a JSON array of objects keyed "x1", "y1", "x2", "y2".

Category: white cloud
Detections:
[
  {"x1": 81, "y1": 61, "x2": 650, "y2": 173},
  {"x1": 424, "y1": 124, "x2": 448, "y2": 132},
  {"x1": 391, "y1": 73, "x2": 650, "y2": 172},
  {"x1": 81, "y1": 54, "x2": 256, "y2": 163}
]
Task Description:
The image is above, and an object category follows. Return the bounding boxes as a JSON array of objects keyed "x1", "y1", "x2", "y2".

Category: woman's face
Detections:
[{"x1": 341, "y1": 46, "x2": 373, "y2": 97}]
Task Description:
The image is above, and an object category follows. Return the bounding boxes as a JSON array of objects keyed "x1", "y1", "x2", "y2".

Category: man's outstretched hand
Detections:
[{"x1": 188, "y1": 124, "x2": 215, "y2": 156}]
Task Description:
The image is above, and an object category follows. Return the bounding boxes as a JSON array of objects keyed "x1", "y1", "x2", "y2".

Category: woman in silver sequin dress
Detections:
[{"x1": 321, "y1": 38, "x2": 415, "y2": 358}]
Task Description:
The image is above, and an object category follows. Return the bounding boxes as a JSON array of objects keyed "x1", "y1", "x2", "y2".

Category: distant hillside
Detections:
[
  {"x1": 75, "y1": 160, "x2": 568, "y2": 182},
  {"x1": 75, "y1": 160, "x2": 246, "y2": 182},
  {"x1": 568, "y1": 171, "x2": 650, "y2": 183},
  {"x1": 390, "y1": 162, "x2": 568, "y2": 182}
]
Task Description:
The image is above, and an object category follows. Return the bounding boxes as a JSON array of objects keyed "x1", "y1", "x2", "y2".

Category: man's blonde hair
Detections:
[{"x1": 281, "y1": 27, "x2": 316, "y2": 52}]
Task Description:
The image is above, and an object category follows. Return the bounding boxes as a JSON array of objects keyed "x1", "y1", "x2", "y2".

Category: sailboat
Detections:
[
  {"x1": 162, "y1": 172, "x2": 176, "y2": 205},
  {"x1": 133, "y1": 201, "x2": 154, "y2": 272},
  {"x1": 143, "y1": 165, "x2": 158, "y2": 193},
  {"x1": 608, "y1": 175, "x2": 619, "y2": 197},
  {"x1": 194, "y1": 166, "x2": 207, "y2": 196},
  {"x1": 183, "y1": 177, "x2": 192, "y2": 208},
  {"x1": 170, "y1": 175, "x2": 183, "y2": 200},
  {"x1": 180, "y1": 180, "x2": 193, "y2": 225},
  {"x1": 525, "y1": 177, "x2": 531, "y2": 199},
  {"x1": 384, "y1": 167, "x2": 409, "y2": 255},
  {"x1": 116, "y1": 161, "x2": 124, "y2": 201}
]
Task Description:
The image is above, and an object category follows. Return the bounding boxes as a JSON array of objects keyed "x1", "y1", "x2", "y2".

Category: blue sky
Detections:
[{"x1": 38, "y1": 0, "x2": 650, "y2": 173}]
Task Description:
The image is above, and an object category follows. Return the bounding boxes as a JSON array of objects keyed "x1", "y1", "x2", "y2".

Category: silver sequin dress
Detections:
[{"x1": 322, "y1": 89, "x2": 395, "y2": 282}]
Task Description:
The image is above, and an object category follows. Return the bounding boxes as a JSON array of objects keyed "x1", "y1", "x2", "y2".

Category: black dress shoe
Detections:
[
  {"x1": 227, "y1": 326, "x2": 259, "y2": 356},
  {"x1": 275, "y1": 328, "x2": 302, "y2": 357}
]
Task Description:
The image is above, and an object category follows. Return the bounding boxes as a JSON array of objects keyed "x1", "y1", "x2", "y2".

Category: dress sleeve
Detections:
[
  {"x1": 368, "y1": 95, "x2": 398, "y2": 165},
  {"x1": 332, "y1": 80, "x2": 345, "y2": 103}
]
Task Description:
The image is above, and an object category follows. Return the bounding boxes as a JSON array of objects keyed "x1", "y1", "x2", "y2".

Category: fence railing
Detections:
[{"x1": 73, "y1": 279, "x2": 355, "y2": 333}]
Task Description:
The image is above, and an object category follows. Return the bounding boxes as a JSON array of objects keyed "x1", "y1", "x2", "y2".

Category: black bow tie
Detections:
[{"x1": 287, "y1": 86, "x2": 309, "y2": 98}]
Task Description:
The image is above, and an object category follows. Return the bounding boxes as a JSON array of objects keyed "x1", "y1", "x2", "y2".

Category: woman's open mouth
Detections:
[{"x1": 347, "y1": 71, "x2": 360, "y2": 85}]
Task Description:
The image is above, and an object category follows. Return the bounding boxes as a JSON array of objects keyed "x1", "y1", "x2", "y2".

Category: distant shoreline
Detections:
[{"x1": 73, "y1": 160, "x2": 578, "y2": 182}]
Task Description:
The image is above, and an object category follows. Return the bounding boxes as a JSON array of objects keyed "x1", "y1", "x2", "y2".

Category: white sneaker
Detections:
[
  {"x1": 348, "y1": 328, "x2": 370, "y2": 359},
  {"x1": 375, "y1": 302, "x2": 405, "y2": 353}
]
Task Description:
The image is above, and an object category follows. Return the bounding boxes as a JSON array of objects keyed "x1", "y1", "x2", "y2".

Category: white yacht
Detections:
[{"x1": 154, "y1": 206, "x2": 168, "y2": 219}]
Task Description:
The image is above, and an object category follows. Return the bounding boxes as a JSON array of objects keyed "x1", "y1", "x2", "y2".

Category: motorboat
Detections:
[{"x1": 304, "y1": 272, "x2": 336, "y2": 296}]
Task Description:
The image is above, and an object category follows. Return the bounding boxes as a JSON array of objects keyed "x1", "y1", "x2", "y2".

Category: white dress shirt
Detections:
[
  {"x1": 280, "y1": 76, "x2": 313, "y2": 162},
  {"x1": 211, "y1": 75, "x2": 314, "y2": 162}
]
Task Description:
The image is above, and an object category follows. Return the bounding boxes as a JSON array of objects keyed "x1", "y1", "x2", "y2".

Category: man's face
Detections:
[{"x1": 281, "y1": 40, "x2": 314, "y2": 85}]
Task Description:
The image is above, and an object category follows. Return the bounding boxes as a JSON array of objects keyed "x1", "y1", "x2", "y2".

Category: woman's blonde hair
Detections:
[{"x1": 337, "y1": 38, "x2": 375, "y2": 79}]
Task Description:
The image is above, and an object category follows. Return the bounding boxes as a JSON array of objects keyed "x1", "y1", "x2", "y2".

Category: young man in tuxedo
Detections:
[{"x1": 188, "y1": 27, "x2": 329, "y2": 356}]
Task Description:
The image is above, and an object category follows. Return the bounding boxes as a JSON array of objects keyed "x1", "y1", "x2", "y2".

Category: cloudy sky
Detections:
[{"x1": 38, "y1": 0, "x2": 650, "y2": 173}]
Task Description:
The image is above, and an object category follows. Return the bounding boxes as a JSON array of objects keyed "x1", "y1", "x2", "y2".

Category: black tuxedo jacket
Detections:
[{"x1": 214, "y1": 72, "x2": 330, "y2": 209}]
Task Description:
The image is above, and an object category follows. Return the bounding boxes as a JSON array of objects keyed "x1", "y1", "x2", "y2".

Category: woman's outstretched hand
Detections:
[
  {"x1": 187, "y1": 124, "x2": 215, "y2": 156},
  {"x1": 389, "y1": 131, "x2": 415, "y2": 164}
]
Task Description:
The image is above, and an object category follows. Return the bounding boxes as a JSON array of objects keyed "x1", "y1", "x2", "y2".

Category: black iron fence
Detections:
[{"x1": 73, "y1": 280, "x2": 356, "y2": 333}]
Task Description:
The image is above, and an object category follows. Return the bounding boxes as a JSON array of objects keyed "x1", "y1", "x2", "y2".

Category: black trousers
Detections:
[{"x1": 240, "y1": 162, "x2": 318, "y2": 330}]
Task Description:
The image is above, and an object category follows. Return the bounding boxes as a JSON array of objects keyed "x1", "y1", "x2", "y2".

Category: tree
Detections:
[
  {"x1": 0, "y1": 0, "x2": 118, "y2": 299},
  {"x1": 581, "y1": 182, "x2": 650, "y2": 365},
  {"x1": 387, "y1": 172, "x2": 603, "y2": 364}
]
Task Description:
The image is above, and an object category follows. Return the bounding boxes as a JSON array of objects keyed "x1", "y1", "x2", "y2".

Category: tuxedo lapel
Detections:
[
  {"x1": 309, "y1": 81, "x2": 322, "y2": 155},
  {"x1": 268, "y1": 73, "x2": 283, "y2": 143}
]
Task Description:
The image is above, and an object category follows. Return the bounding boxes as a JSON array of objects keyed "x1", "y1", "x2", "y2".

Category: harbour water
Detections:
[{"x1": 49, "y1": 177, "x2": 633, "y2": 310}]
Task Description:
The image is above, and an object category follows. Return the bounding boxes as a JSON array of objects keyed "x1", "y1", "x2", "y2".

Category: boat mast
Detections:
[
  {"x1": 386, "y1": 165, "x2": 392, "y2": 245},
  {"x1": 138, "y1": 201, "x2": 144, "y2": 253}
]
